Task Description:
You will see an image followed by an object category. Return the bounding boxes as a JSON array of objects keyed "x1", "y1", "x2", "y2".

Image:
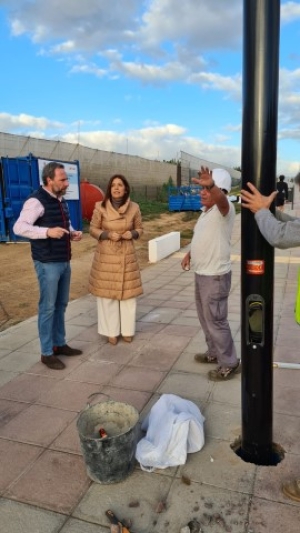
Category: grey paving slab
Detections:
[
  {"x1": 0, "y1": 348, "x2": 11, "y2": 359},
  {"x1": 66, "y1": 313, "x2": 97, "y2": 327},
  {"x1": 248, "y1": 497, "x2": 300, "y2": 533},
  {"x1": 0, "y1": 350, "x2": 40, "y2": 371},
  {"x1": 66, "y1": 360, "x2": 122, "y2": 385},
  {"x1": 72, "y1": 470, "x2": 173, "y2": 532},
  {"x1": 0, "y1": 398, "x2": 31, "y2": 431},
  {"x1": 50, "y1": 417, "x2": 82, "y2": 455},
  {"x1": 178, "y1": 436, "x2": 256, "y2": 494},
  {"x1": 0, "y1": 440, "x2": 43, "y2": 493},
  {"x1": 36, "y1": 380, "x2": 108, "y2": 412},
  {"x1": 60, "y1": 518, "x2": 108, "y2": 533},
  {"x1": 130, "y1": 345, "x2": 186, "y2": 371},
  {"x1": 172, "y1": 350, "x2": 210, "y2": 374},
  {"x1": 273, "y1": 411, "x2": 300, "y2": 454},
  {"x1": 153, "y1": 478, "x2": 251, "y2": 533},
  {"x1": 159, "y1": 323, "x2": 200, "y2": 337},
  {"x1": 139, "y1": 307, "x2": 181, "y2": 324},
  {"x1": 65, "y1": 324, "x2": 89, "y2": 341},
  {"x1": 0, "y1": 325, "x2": 38, "y2": 350},
  {"x1": 171, "y1": 316, "x2": 200, "y2": 326},
  {"x1": 157, "y1": 371, "x2": 213, "y2": 403},
  {"x1": 110, "y1": 366, "x2": 166, "y2": 392},
  {"x1": 203, "y1": 402, "x2": 242, "y2": 442},
  {"x1": 4, "y1": 450, "x2": 91, "y2": 514},
  {"x1": 0, "y1": 404, "x2": 76, "y2": 445},
  {"x1": 0, "y1": 373, "x2": 58, "y2": 402},
  {"x1": 209, "y1": 377, "x2": 242, "y2": 406},
  {"x1": 253, "y1": 452, "x2": 300, "y2": 506},
  {"x1": 89, "y1": 341, "x2": 143, "y2": 365},
  {"x1": 0, "y1": 369, "x2": 19, "y2": 387},
  {"x1": 0, "y1": 500, "x2": 66, "y2": 533}
]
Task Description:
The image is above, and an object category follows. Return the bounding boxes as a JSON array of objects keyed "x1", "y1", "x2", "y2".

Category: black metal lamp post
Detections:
[{"x1": 240, "y1": 0, "x2": 281, "y2": 465}]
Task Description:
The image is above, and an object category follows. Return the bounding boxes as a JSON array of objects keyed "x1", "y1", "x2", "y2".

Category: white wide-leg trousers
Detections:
[{"x1": 97, "y1": 297, "x2": 137, "y2": 337}]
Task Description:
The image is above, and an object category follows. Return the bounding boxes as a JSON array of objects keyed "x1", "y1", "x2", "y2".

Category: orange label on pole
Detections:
[{"x1": 246, "y1": 260, "x2": 265, "y2": 275}]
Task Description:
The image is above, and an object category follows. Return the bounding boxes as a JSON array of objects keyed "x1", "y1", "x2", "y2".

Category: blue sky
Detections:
[{"x1": 0, "y1": 0, "x2": 300, "y2": 176}]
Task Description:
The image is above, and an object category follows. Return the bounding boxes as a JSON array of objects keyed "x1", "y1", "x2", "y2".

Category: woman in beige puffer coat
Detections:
[{"x1": 89, "y1": 174, "x2": 143, "y2": 345}]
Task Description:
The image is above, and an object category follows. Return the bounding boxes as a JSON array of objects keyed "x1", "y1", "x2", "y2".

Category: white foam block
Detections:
[{"x1": 148, "y1": 231, "x2": 181, "y2": 263}]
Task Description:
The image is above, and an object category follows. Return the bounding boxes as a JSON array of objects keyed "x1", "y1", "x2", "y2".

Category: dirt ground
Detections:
[{"x1": 0, "y1": 211, "x2": 198, "y2": 331}]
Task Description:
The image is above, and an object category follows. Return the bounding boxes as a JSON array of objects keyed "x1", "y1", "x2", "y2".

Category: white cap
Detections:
[{"x1": 212, "y1": 168, "x2": 232, "y2": 193}]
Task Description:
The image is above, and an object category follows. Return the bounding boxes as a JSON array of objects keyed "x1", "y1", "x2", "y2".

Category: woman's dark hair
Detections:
[{"x1": 102, "y1": 174, "x2": 130, "y2": 207}]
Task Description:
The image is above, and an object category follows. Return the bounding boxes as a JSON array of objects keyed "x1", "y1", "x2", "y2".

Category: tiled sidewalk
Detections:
[{"x1": 0, "y1": 213, "x2": 300, "y2": 532}]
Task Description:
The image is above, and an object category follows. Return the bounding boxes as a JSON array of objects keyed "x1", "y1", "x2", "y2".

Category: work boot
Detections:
[
  {"x1": 282, "y1": 478, "x2": 300, "y2": 502},
  {"x1": 194, "y1": 351, "x2": 217, "y2": 363},
  {"x1": 208, "y1": 360, "x2": 241, "y2": 381},
  {"x1": 41, "y1": 355, "x2": 65, "y2": 370},
  {"x1": 53, "y1": 344, "x2": 82, "y2": 356}
]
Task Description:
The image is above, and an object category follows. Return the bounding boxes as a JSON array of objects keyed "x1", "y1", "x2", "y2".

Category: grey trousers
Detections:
[{"x1": 194, "y1": 272, "x2": 238, "y2": 368}]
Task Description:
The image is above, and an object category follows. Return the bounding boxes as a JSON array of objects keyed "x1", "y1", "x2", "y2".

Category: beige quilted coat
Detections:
[{"x1": 88, "y1": 198, "x2": 143, "y2": 300}]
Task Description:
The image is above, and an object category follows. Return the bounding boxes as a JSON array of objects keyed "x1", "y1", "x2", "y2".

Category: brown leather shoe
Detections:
[
  {"x1": 53, "y1": 344, "x2": 82, "y2": 356},
  {"x1": 108, "y1": 337, "x2": 118, "y2": 345},
  {"x1": 123, "y1": 336, "x2": 133, "y2": 343},
  {"x1": 41, "y1": 355, "x2": 66, "y2": 370}
]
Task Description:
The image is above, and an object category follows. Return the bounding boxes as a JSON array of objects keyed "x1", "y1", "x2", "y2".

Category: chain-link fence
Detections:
[{"x1": 180, "y1": 150, "x2": 241, "y2": 187}]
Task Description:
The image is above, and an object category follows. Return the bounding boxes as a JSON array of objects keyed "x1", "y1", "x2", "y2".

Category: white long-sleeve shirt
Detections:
[{"x1": 13, "y1": 193, "x2": 73, "y2": 240}]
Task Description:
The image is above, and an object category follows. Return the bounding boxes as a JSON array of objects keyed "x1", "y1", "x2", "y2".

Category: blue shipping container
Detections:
[{"x1": 0, "y1": 154, "x2": 82, "y2": 242}]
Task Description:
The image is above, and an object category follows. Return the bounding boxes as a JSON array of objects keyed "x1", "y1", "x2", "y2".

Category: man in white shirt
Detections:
[{"x1": 181, "y1": 167, "x2": 240, "y2": 381}]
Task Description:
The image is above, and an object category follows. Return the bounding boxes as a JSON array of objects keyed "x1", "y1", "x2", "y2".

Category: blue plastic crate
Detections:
[{"x1": 168, "y1": 186, "x2": 202, "y2": 211}]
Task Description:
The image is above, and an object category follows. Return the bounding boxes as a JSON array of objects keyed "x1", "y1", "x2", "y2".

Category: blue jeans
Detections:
[{"x1": 34, "y1": 261, "x2": 71, "y2": 355}]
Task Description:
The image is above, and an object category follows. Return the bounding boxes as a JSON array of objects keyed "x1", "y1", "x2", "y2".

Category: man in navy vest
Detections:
[{"x1": 13, "y1": 161, "x2": 83, "y2": 370}]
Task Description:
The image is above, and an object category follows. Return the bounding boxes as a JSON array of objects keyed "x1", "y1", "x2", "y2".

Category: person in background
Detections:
[
  {"x1": 13, "y1": 162, "x2": 83, "y2": 370},
  {"x1": 89, "y1": 174, "x2": 143, "y2": 345},
  {"x1": 276, "y1": 174, "x2": 289, "y2": 212},
  {"x1": 241, "y1": 180, "x2": 300, "y2": 503},
  {"x1": 181, "y1": 166, "x2": 240, "y2": 381}
]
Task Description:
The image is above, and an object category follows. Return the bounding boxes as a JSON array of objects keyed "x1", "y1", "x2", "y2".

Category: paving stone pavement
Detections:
[{"x1": 0, "y1": 213, "x2": 300, "y2": 532}]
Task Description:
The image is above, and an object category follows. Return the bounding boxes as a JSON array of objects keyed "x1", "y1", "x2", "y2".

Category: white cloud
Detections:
[
  {"x1": 8, "y1": 0, "x2": 140, "y2": 49},
  {"x1": 278, "y1": 68, "x2": 300, "y2": 126},
  {"x1": 5, "y1": 0, "x2": 241, "y2": 80},
  {"x1": 139, "y1": 0, "x2": 242, "y2": 53},
  {"x1": 61, "y1": 122, "x2": 241, "y2": 168},
  {"x1": 70, "y1": 63, "x2": 107, "y2": 78},
  {"x1": 281, "y1": 1, "x2": 300, "y2": 22},
  {"x1": 189, "y1": 72, "x2": 242, "y2": 100},
  {"x1": 0, "y1": 112, "x2": 64, "y2": 132}
]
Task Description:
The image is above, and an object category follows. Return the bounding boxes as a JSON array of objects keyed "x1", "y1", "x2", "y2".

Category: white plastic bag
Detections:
[{"x1": 135, "y1": 394, "x2": 205, "y2": 471}]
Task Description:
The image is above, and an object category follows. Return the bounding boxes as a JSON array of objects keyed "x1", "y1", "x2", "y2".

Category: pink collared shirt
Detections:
[{"x1": 13, "y1": 190, "x2": 73, "y2": 240}]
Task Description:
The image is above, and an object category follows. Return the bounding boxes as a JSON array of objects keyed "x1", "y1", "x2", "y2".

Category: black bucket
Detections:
[{"x1": 77, "y1": 400, "x2": 140, "y2": 484}]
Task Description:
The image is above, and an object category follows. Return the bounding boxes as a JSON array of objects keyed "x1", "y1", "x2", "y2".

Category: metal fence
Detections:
[{"x1": 180, "y1": 150, "x2": 241, "y2": 187}]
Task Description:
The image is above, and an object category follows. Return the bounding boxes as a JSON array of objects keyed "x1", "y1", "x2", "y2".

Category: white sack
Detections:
[{"x1": 135, "y1": 394, "x2": 205, "y2": 471}]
